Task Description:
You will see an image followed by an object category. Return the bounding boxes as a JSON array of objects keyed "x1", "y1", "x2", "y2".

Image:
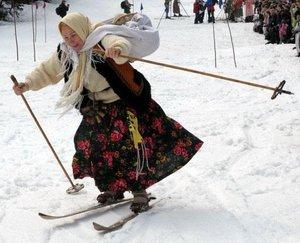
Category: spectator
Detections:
[
  {"x1": 245, "y1": 0, "x2": 254, "y2": 22},
  {"x1": 253, "y1": 13, "x2": 263, "y2": 34},
  {"x1": 225, "y1": 0, "x2": 235, "y2": 21},
  {"x1": 206, "y1": 0, "x2": 217, "y2": 23},
  {"x1": 265, "y1": 7, "x2": 280, "y2": 44},
  {"x1": 173, "y1": 0, "x2": 183, "y2": 17},
  {"x1": 55, "y1": 0, "x2": 69, "y2": 18},
  {"x1": 293, "y1": 10, "x2": 300, "y2": 57},
  {"x1": 120, "y1": 0, "x2": 133, "y2": 14},
  {"x1": 193, "y1": 0, "x2": 205, "y2": 24},
  {"x1": 165, "y1": 0, "x2": 172, "y2": 19},
  {"x1": 291, "y1": 2, "x2": 300, "y2": 31},
  {"x1": 279, "y1": 20, "x2": 289, "y2": 43},
  {"x1": 254, "y1": 0, "x2": 261, "y2": 14},
  {"x1": 232, "y1": 0, "x2": 243, "y2": 21}
]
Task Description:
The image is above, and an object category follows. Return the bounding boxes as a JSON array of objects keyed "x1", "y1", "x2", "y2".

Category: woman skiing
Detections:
[{"x1": 12, "y1": 12, "x2": 203, "y2": 213}]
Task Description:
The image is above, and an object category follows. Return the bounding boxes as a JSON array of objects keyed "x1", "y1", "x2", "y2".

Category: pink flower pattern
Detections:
[
  {"x1": 110, "y1": 130, "x2": 123, "y2": 142},
  {"x1": 76, "y1": 140, "x2": 91, "y2": 159},
  {"x1": 72, "y1": 99, "x2": 203, "y2": 192}
]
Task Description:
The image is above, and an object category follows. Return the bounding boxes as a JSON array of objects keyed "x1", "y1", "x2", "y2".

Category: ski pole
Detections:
[
  {"x1": 156, "y1": 9, "x2": 166, "y2": 29},
  {"x1": 212, "y1": 22, "x2": 217, "y2": 68},
  {"x1": 225, "y1": 12, "x2": 237, "y2": 67},
  {"x1": 104, "y1": 52, "x2": 293, "y2": 99},
  {"x1": 10, "y1": 75, "x2": 84, "y2": 194},
  {"x1": 179, "y1": 2, "x2": 190, "y2": 17}
]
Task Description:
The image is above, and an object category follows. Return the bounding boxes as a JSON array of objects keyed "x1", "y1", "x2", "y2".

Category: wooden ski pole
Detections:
[
  {"x1": 112, "y1": 52, "x2": 293, "y2": 99},
  {"x1": 10, "y1": 75, "x2": 84, "y2": 194}
]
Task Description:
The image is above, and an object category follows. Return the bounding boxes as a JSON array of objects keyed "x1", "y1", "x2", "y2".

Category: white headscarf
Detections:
[{"x1": 56, "y1": 12, "x2": 159, "y2": 114}]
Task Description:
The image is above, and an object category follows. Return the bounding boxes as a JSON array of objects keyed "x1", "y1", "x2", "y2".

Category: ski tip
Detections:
[
  {"x1": 38, "y1": 212, "x2": 57, "y2": 220},
  {"x1": 93, "y1": 222, "x2": 110, "y2": 231}
]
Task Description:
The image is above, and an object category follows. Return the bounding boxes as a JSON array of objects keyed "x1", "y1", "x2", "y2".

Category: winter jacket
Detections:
[
  {"x1": 193, "y1": 2, "x2": 200, "y2": 13},
  {"x1": 25, "y1": 35, "x2": 131, "y2": 104},
  {"x1": 194, "y1": 1, "x2": 205, "y2": 13},
  {"x1": 26, "y1": 35, "x2": 151, "y2": 110}
]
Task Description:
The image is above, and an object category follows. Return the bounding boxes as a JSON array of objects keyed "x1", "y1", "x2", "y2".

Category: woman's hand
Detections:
[
  {"x1": 13, "y1": 82, "x2": 29, "y2": 95},
  {"x1": 105, "y1": 47, "x2": 121, "y2": 59}
]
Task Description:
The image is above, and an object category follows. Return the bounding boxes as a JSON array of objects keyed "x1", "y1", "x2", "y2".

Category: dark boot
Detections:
[
  {"x1": 97, "y1": 191, "x2": 124, "y2": 204},
  {"x1": 130, "y1": 190, "x2": 149, "y2": 213}
]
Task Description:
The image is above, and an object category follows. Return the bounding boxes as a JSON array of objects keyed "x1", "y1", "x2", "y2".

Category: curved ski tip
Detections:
[
  {"x1": 93, "y1": 222, "x2": 109, "y2": 231},
  {"x1": 38, "y1": 212, "x2": 57, "y2": 220}
]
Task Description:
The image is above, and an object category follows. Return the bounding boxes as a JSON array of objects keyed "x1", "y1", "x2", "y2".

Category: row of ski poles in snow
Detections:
[
  {"x1": 156, "y1": 5, "x2": 238, "y2": 69},
  {"x1": 212, "y1": 9, "x2": 237, "y2": 68},
  {"x1": 10, "y1": 51, "x2": 294, "y2": 194},
  {"x1": 12, "y1": 1, "x2": 48, "y2": 62}
]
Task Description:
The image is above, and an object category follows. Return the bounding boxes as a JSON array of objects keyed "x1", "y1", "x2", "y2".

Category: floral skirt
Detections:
[{"x1": 72, "y1": 99, "x2": 203, "y2": 192}]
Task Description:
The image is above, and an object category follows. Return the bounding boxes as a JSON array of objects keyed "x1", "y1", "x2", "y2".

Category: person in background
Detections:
[
  {"x1": 278, "y1": 19, "x2": 288, "y2": 44},
  {"x1": 120, "y1": 0, "x2": 133, "y2": 14},
  {"x1": 244, "y1": 0, "x2": 254, "y2": 22},
  {"x1": 231, "y1": 0, "x2": 244, "y2": 22},
  {"x1": 293, "y1": 10, "x2": 300, "y2": 57},
  {"x1": 290, "y1": 2, "x2": 300, "y2": 32},
  {"x1": 206, "y1": 0, "x2": 216, "y2": 23},
  {"x1": 56, "y1": 0, "x2": 69, "y2": 18},
  {"x1": 173, "y1": 0, "x2": 183, "y2": 17},
  {"x1": 265, "y1": 7, "x2": 279, "y2": 44},
  {"x1": 12, "y1": 12, "x2": 203, "y2": 213},
  {"x1": 164, "y1": 0, "x2": 172, "y2": 19},
  {"x1": 193, "y1": 0, "x2": 205, "y2": 24},
  {"x1": 225, "y1": 0, "x2": 235, "y2": 21}
]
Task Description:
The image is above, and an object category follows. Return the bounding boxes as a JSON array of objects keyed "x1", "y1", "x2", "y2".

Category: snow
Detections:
[{"x1": 0, "y1": 0, "x2": 299, "y2": 242}]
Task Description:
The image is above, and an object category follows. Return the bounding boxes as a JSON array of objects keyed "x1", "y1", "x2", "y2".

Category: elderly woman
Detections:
[{"x1": 13, "y1": 12, "x2": 203, "y2": 213}]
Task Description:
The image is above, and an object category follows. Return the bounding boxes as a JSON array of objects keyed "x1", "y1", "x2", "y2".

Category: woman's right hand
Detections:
[{"x1": 13, "y1": 82, "x2": 29, "y2": 95}]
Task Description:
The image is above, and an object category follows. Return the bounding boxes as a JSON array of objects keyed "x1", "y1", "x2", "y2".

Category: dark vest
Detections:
[{"x1": 57, "y1": 45, "x2": 151, "y2": 111}]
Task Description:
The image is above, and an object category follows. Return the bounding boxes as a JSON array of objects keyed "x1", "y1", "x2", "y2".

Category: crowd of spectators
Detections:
[
  {"x1": 166, "y1": 0, "x2": 300, "y2": 55},
  {"x1": 253, "y1": 0, "x2": 300, "y2": 49}
]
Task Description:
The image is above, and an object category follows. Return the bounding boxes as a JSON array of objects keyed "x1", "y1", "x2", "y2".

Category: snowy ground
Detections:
[{"x1": 0, "y1": 0, "x2": 299, "y2": 243}]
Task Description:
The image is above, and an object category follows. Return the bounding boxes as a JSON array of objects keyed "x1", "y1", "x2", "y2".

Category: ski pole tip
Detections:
[
  {"x1": 66, "y1": 183, "x2": 84, "y2": 194},
  {"x1": 271, "y1": 80, "x2": 294, "y2": 99}
]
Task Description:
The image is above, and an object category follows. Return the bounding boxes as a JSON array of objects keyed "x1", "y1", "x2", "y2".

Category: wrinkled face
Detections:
[{"x1": 60, "y1": 24, "x2": 84, "y2": 52}]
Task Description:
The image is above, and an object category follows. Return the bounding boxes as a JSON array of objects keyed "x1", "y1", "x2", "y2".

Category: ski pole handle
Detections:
[
  {"x1": 11, "y1": 74, "x2": 18, "y2": 85},
  {"x1": 11, "y1": 75, "x2": 29, "y2": 95}
]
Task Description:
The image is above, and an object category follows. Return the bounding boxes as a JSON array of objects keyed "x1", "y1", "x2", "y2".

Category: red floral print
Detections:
[
  {"x1": 77, "y1": 140, "x2": 91, "y2": 159},
  {"x1": 103, "y1": 151, "x2": 114, "y2": 168},
  {"x1": 108, "y1": 179, "x2": 128, "y2": 191},
  {"x1": 72, "y1": 99, "x2": 203, "y2": 193},
  {"x1": 110, "y1": 130, "x2": 123, "y2": 142}
]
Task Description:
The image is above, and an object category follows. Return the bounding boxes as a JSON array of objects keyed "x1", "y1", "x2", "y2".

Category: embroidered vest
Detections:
[{"x1": 57, "y1": 44, "x2": 151, "y2": 111}]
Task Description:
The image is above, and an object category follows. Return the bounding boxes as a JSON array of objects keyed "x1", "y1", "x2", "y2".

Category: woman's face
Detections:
[{"x1": 60, "y1": 24, "x2": 84, "y2": 52}]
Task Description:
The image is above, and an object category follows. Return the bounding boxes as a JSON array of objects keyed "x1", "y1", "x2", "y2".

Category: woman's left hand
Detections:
[{"x1": 105, "y1": 47, "x2": 121, "y2": 59}]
